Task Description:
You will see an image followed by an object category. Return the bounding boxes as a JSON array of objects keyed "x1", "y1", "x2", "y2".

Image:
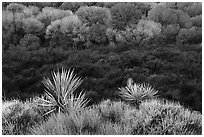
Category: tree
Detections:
[
  {"x1": 162, "y1": 24, "x2": 180, "y2": 43},
  {"x1": 46, "y1": 15, "x2": 82, "y2": 48},
  {"x1": 37, "y1": 7, "x2": 73, "y2": 27},
  {"x1": 22, "y1": 6, "x2": 40, "y2": 17},
  {"x1": 131, "y1": 2, "x2": 152, "y2": 16},
  {"x1": 176, "y1": 27, "x2": 202, "y2": 44},
  {"x1": 110, "y1": 3, "x2": 143, "y2": 30},
  {"x1": 22, "y1": 17, "x2": 44, "y2": 35},
  {"x1": 96, "y1": 2, "x2": 118, "y2": 8},
  {"x1": 116, "y1": 19, "x2": 162, "y2": 45},
  {"x1": 2, "y1": 10, "x2": 25, "y2": 50},
  {"x1": 159, "y1": 2, "x2": 202, "y2": 18},
  {"x1": 177, "y1": 2, "x2": 202, "y2": 17},
  {"x1": 76, "y1": 6, "x2": 112, "y2": 46},
  {"x1": 158, "y1": 2, "x2": 178, "y2": 9},
  {"x1": 2, "y1": 10, "x2": 15, "y2": 50},
  {"x1": 137, "y1": 19, "x2": 162, "y2": 38},
  {"x1": 6, "y1": 3, "x2": 25, "y2": 13},
  {"x1": 191, "y1": 15, "x2": 202, "y2": 27},
  {"x1": 20, "y1": 2, "x2": 62, "y2": 9},
  {"x1": 19, "y1": 34, "x2": 41, "y2": 50},
  {"x1": 86, "y1": 24, "x2": 108, "y2": 44},
  {"x1": 76, "y1": 6, "x2": 111, "y2": 27},
  {"x1": 148, "y1": 5, "x2": 192, "y2": 28},
  {"x1": 60, "y1": 2, "x2": 86, "y2": 12}
]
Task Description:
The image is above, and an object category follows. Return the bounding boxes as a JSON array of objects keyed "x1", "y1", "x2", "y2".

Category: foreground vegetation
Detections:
[
  {"x1": 2, "y1": 2, "x2": 202, "y2": 134},
  {"x1": 2, "y1": 68, "x2": 202, "y2": 135},
  {"x1": 2, "y1": 98, "x2": 202, "y2": 135}
]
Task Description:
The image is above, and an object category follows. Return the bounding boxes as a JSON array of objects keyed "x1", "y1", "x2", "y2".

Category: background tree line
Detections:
[{"x1": 2, "y1": 2, "x2": 202, "y2": 112}]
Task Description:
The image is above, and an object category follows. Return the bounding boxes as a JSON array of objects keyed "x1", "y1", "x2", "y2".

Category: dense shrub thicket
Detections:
[
  {"x1": 2, "y1": 2, "x2": 202, "y2": 112},
  {"x1": 2, "y1": 99, "x2": 202, "y2": 135}
]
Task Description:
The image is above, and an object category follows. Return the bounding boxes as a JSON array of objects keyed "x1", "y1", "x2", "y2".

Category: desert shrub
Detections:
[
  {"x1": 2, "y1": 100, "x2": 44, "y2": 135},
  {"x1": 96, "y1": 99, "x2": 130, "y2": 123},
  {"x1": 60, "y1": 2, "x2": 86, "y2": 12},
  {"x1": 2, "y1": 2, "x2": 10, "y2": 8},
  {"x1": 45, "y1": 15, "x2": 82, "y2": 48},
  {"x1": 96, "y1": 2, "x2": 118, "y2": 8},
  {"x1": 75, "y1": 6, "x2": 111, "y2": 46},
  {"x1": 22, "y1": 6, "x2": 40, "y2": 17},
  {"x1": 179, "y1": 80, "x2": 202, "y2": 111},
  {"x1": 145, "y1": 45, "x2": 201, "y2": 111},
  {"x1": 191, "y1": 15, "x2": 202, "y2": 27},
  {"x1": 105, "y1": 28, "x2": 117, "y2": 44},
  {"x1": 2, "y1": 44, "x2": 73, "y2": 99},
  {"x1": 131, "y1": 2, "x2": 152, "y2": 16},
  {"x1": 6, "y1": 3, "x2": 25, "y2": 13},
  {"x1": 121, "y1": 99, "x2": 202, "y2": 135},
  {"x1": 31, "y1": 107, "x2": 101, "y2": 135},
  {"x1": 162, "y1": 24, "x2": 180, "y2": 43},
  {"x1": 176, "y1": 27, "x2": 202, "y2": 44},
  {"x1": 76, "y1": 6, "x2": 111, "y2": 26},
  {"x1": 19, "y1": 34, "x2": 41, "y2": 50},
  {"x1": 97, "y1": 121, "x2": 131, "y2": 135},
  {"x1": 2, "y1": 2, "x2": 202, "y2": 117},
  {"x1": 31, "y1": 99, "x2": 202, "y2": 135},
  {"x1": 158, "y1": 2, "x2": 177, "y2": 9},
  {"x1": 115, "y1": 19, "x2": 162, "y2": 44},
  {"x1": 2, "y1": 10, "x2": 15, "y2": 50},
  {"x1": 148, "y1": 5, "x2": 192, "y2": 28},
  {"x1": 136, "y1": 19, "x2": 162, "y2": 40},
  {"x1": 37, "y1": 7, "x2": 73, "y2": 27},
  {"x1": 2, "y1": 10, "x2": 25, "y2": 49},
  {"x1": 20, "y1": 2, "x2": 62, "y2": 9},
  {"x1": 32, "y1": 99, "x2": 130, "y2": 135},
  {"x1": 82, "y1": 107, "x2": 102, "y2": 134},
  {"x1": 31, "y1": 113, "x2": 75, "y2": 135},
  {"x1": 142, "y1": 99, "x2": 202, "y2": 134},
  {"x1": 177, "y1": 2, "x2": 202, "y2": 17},
  {"x1": 158, "y1": 2, "x2": 202, "y2": 17},
  {"x1": 110, "y1": 3, "x2": 143, "y2": 30},
  {"x1": 119, "y1": 50, "x2": 144, "y2": 68},
  {"x1": 84, "y1": 24, "x2": 108, "y2": 45},
  {"x1": 22, "y1": 17, "x2": 44, "y2": 35}
]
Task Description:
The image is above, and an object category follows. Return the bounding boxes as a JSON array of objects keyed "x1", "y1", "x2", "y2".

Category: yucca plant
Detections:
[
  {"x1": 37, "y1": 68, "x2": 89, "y2": 115},
  {"x1": 118, "y1": 78, "x2": 158, "y2": 107}
]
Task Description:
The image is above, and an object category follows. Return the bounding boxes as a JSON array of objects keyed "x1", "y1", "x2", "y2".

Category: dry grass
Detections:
[{"x1": 30, "y1": 99, "x2": 202, "y2": 135}]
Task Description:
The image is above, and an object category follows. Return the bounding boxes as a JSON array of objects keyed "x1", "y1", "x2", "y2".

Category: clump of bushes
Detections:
[
  {"x1": 2, "y1": 68, "x2": 202, "y2": 135},
  {"x1": 2, "y1": 99, "x2": 45, "y2": 135},
  {"x1": 30, "y1": 99, "x2": 202, "y2": 135},
  {"x1": 110, "y1": 3, "x2": 143, "y2": 30},
  {"x1": 2, "y1": 2, "x2": 202, "y2": 135},
  {"x1": 75, "y1": 6, "x2": 111, "y2": 46}
]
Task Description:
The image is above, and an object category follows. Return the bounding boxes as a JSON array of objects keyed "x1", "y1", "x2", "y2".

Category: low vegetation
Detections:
[
  {"x1": 3, "y1": 99, "x2": 202, "y2": 135},
  {"x1": 2, "y1": 2, "x2": 202, "y2": 112},
  {"x1": 2, "y1": 2, "x2": 202, "y2": 135},
  {"x1": 2, "y1": 68, "x2": 202, "y2": 135}
]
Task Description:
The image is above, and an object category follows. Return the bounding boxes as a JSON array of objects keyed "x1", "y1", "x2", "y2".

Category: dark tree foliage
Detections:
[
  {"x1": 111, "y1": 3, "x2": 143, "y2": 30},
  {"x1": 2, "y1": 2, "x2": 202, "y2": 112},
  {"x1": 60, "y1": 2, "x2": 86, "y2": 12},
  {"x1": 148, "y1": 5, "x2": 192, "y2": 28}
]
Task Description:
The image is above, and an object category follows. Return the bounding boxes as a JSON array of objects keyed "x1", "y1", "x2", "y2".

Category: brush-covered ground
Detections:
[{"x1": 2, "y1": 98, "x2": 202, "y2": 135}]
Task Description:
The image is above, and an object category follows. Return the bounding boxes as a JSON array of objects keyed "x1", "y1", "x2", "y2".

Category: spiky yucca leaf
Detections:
[
  {"x1": 67, "y1": 91, "x2": 90, "y2": 112},
  {"x1": 37, "y1": 68, "x2": 89, "y2": 115},
  {"x1": 118, "y1": 78, "x2": 158, "y2": 105}
]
